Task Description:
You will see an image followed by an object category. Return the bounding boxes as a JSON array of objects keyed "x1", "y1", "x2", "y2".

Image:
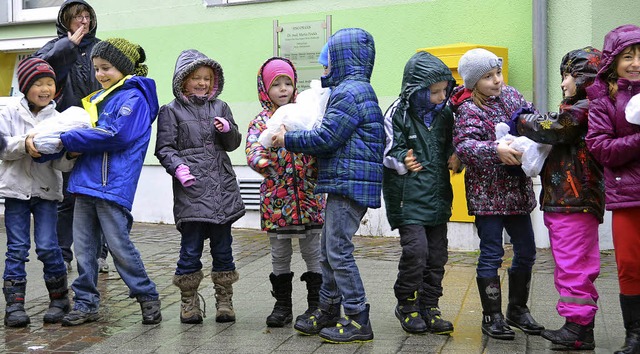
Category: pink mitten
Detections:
[
  {"x1": 175, "y1": 164, "x2": 196, "y2": 187},
  {"x1": 214, "y1": 117, "x2": 230, "y2": 133}
]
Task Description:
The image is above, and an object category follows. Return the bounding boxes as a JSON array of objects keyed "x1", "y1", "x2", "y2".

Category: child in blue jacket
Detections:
[
  {"x1": 272, "y1": 28, "x2": 384, "y2": 344},
  {"x1": 59, "y1": 38, "x2": 162, "y2": 326}
]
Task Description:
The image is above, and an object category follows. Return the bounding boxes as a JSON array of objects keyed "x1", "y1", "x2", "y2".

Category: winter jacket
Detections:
[
  {"x1": 33, "y1": 0, "x2": 101, "y2": 112},
  {"x1": 518, "y1": 47, "x2": 604, "y2": 221},
  {"x1": 283, "y1": 28, "x2": 385, "y2": 208},
  {"x1": 155, "y1": 50, "x2": 245, "y2": 229},
  {"x1": 586, "y1": 24, "x2": 640, "y2": 210},
  {"x1": 0, "y1": 98, "x2": 75, "y2": 201},
  {"x1": 60, "y1": 76, "x2": 158, "y2": 210},
  {"x1": 451, "y1": 85, "x2": 536, "y2": 215},
  {"x1": 383, "y1": 51, "x2": 456, "y2": 229},
  {"x1": 245, "y1": 57, "x2": 324, "y2": 231}
]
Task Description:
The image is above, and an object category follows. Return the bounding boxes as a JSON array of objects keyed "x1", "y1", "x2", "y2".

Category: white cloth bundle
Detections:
[
  {"x1": 495, "y1": 122, "x2": 552, "y2": 177},
  {"x1": 625, "y1": 93, "x2": 640, "y2": 125},
  {"x1": 30, "y1": 106, "x2": 91, "y2": 154},
  {"x1": 259, "y1": 79, "x2": 330, "y2": 148}
]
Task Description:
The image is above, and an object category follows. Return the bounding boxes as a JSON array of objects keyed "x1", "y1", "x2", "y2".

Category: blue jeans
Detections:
[
  {"x1": 474, "y1": 215, "x2": 537, "y2": 278},
  {"x1": 320, "y1": 194, "x2": 368, "y2": 315},
  {"x1": 176, "y1": 221, "x2": 235, "y2": 275},
  {"x1": 3, "y1": 197, "x2": 66, "y2": 281},
  {"x1": 71, "y1": 195, "x2": 158, "y2": 313}
]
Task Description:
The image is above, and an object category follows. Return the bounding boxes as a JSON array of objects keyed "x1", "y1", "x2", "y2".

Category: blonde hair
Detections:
[
  {"x1": 472, "y1": 89, "x2": 489, "y2": 108},
  {"x1": 606, "y1": 44, "x2": 640, "y2": 100}
]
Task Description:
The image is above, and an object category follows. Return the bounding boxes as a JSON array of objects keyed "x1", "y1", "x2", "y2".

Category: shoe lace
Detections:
[{"x1": 185, "y1": 292, "x2": 207, "y2": 318}]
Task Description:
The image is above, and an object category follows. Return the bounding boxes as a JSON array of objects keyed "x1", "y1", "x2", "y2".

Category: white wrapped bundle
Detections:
[
  {"x1": 31, "y1": 106, "x2": 91, "y2": 154},
  {"x1": 258, "y1": 79, "x2": 330, "y2": 148},
  {"x1": 495, "y1": 122, "x2": 552, "y2": 177}
]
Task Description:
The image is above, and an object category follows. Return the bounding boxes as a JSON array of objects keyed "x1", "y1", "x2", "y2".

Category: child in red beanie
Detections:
[{"x1": 0, "y1": 57, "x2": 75, "y2": 327}]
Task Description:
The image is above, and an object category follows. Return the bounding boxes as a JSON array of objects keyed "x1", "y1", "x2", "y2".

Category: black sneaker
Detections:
[
  {"x1": 423, "y1": 307, "x2": 454, "y2": 335},
  {"x1": 140, "y1": 300, "x2": 162, "y2": 324},
  {"x1": 61, "y1": 309, "x2": 100, "y2": 326},
  {"x1": 319, "y1": 305, "x2": 374, "y2": 343},
  {"x1": 294, "y1": 306, "x2": 340, "y2": 335},
  {"x1": 395, "y1": 304, "x2": 428, "y2": 334}
]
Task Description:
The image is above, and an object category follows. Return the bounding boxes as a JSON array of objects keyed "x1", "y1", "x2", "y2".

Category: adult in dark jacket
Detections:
[
  {"x1": 33, "y1": 0, "x2": 102, "y2": 272},
  {"x1": 382, "y1": 51, "x2": 458, "y2": 335},
  {"x1": 585, "y1": 24, "x2": 640, "y2": 354},
  {"x1": 518, "y1": 46, "x2": 604, "y2": 350},
  {"x1": 155, "y1": 49, "x2": 245, "y2": 324}
]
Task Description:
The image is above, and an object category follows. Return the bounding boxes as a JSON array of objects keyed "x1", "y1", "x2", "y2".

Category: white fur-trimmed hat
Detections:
[
  {"x1": 458, "y1": 48, "x2": 503, "y2": 89},
  {"x1": 625, "y1": 93, "x2": 640, "y2": 125}
]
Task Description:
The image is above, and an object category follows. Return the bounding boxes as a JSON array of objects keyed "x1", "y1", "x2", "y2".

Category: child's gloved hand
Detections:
[
  {"x1": 175, "y1": 164, "x2": 196, "y2": 187},
  {"x1": 214, "y1": 117, "x2": 230, "y2": 133}
]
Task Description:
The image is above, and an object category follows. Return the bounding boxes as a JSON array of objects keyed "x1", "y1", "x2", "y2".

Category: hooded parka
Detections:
[
  {"x1": 33, "y1": 0, "x2": 101, "y2": 112},
  {"x1": 517, "y1": 47, "x2": 604, "y2": 221},
  {"x1": 383, "y1": 52, "x2": 456, "y2": 229},
  {"x1": 155, "y1": 49, "x2": 245, "y2": 230},
  {"x1": 586, "y1": 24, "x2": 640, "y2": 210},
  {"x1": 245, "y1": 57, "x2": 325, "y2": 231}
]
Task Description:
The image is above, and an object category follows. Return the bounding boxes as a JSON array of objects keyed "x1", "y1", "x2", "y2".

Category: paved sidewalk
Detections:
[{"x1": 0, "y1": 220, "x2": 624, "y2": 353}]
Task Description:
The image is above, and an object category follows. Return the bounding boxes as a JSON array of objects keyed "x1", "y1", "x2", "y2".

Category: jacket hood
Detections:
[
  {"x1": 450, "y1": 86, "x2": 473, "y2": 109},
  {"x1": 588, "y1": 24, "x2": 640, "y2": 100},
  {"x1": 172, "y1": 49, "x2": 224, "y2": 104},
  {"x1": 56, "y1": 0, "x2": 97, "y2": 40},
  {"x1": 397, "y1": 51, "x2": 455, "y2": 111},
  {"x1": 321, "y1": 28, "x2": 375, "y2": 88},
  {"x1": 257, "y1": 57, "x2": 297, "y2": 112},
  {"x1": 124, "y1": 76, "x2": 159, "y2": 124},
  {"x1": 560, "y1": 46, "x2": 601, "y2": 102}
]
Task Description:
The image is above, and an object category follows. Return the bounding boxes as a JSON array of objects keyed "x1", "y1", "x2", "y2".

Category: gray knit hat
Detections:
[{"x1": 457, "y1": 48, "x2": 503, "y2": 89}]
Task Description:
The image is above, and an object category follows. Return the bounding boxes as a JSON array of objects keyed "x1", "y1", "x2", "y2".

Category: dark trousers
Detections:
[
  {"x1": 394, "y1": 223, "x2": 448, "y2": 307},
  {"x1": 176, "y1": 221, "x2": 235, "y2": 275},
  {"x1": 56, "y1": 172, "x2": 74, "y2": 263}
]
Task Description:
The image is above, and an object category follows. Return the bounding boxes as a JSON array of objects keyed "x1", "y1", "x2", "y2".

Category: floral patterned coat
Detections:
[
  {"x1": 451, "y1": 85, "x2": 537, "y2": 215},
  {"x1": 245, "y1": 57, "x2": 325, "y2": 231}
]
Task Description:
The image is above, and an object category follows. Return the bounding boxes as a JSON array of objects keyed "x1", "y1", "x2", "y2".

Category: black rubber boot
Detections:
[
  {"x1": 294, "y1": 301, "x2": 341, "y2": 335},
  {"x1": 266, "y1": 272, "x2": 294, "y2": 327},
  {"x1": 506, "y1": 270, "x2": 544, "y2": 335},
  {"x1": 3, "y1": 279, "x2": 30, "y2": 327},
  {"x1": 43, "y1": 275, "x2": 70, "y2": 323},
  {"x1": 541, "y1": 321, "x2": 595, "y2": 350},
  {"x1": 295, "y1": 272, "x2": 322, "y2": 323},
  {"x1": 615, "y1": 294, "x2": 640, "y2": 354},
  {"x1": 477, "y1": 276, "x2": 515, "y2": 340}
]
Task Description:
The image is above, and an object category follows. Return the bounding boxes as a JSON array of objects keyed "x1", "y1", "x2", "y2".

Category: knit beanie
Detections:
[
  {"x1": 458, "y1": 48, "x2": 503, "y2": 89},
  {"x1": 318, "y1": 42, "x2": 329, "y2": 67},
  {"x1": 17, "y1": 57, "x2": 56, "y2": 94},
  {"x1": 262, "y1": 59, "x2": 295, "y2": 90},
  {"x1": 91, "y1": 38, "x2": 148, "y2": 77}
]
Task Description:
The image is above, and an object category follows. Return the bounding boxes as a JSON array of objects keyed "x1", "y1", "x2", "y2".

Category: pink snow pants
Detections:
[{"x1": 544, "y1": 212, "x2": 600, "y2": 325}]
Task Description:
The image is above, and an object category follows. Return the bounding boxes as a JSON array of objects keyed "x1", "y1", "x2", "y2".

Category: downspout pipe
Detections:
[{"x1": 533, "y1": 0, "x2": 548, "y2": 113}]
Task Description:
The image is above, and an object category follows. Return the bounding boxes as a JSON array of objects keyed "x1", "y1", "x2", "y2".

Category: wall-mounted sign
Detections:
[{"x1": 274, "y1": 16, "x2": 331, "y2": 91}]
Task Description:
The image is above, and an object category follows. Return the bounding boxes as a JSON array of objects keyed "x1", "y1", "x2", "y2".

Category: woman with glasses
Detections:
[{"x1": 33, "y1": 0, "x2": 103, "y2": 277}]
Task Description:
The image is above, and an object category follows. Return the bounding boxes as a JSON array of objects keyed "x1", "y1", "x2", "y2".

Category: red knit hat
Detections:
[{"x1": 17, "y1": 57, "x2": 56, "y2": 94}]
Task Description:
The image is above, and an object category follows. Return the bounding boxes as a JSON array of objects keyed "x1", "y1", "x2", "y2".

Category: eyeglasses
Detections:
[{"x1": 73, "y1": 15, "x2": 91, "y2": 22}]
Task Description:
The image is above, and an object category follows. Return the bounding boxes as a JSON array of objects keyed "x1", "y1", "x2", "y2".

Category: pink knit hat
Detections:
[{"x1": 262, "y1": 59, "x2": 295, "y2": 90}]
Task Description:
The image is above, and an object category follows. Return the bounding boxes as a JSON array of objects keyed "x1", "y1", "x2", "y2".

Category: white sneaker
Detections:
[{"x1": 98, "y1": 258, "x2": 110, "y2": 273}]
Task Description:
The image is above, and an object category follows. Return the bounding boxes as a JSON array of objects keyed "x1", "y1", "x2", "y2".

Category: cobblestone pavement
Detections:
[{"x1": 0, "y1": 221, "x2": 623, "y2": 353}]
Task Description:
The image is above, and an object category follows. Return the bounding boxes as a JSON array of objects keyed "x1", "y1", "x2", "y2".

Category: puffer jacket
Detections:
[
  {"x1": 33, "y1": 0, "x2": 101, "y2": 112},
  {"x1": 245, "y1": 57, "x2": 324, "y2": 231},
  {"x1": 383, "y1": 51, "x2": 456, "y2": 229},
  {"x1": 0, "y1": 98, "x2": 75, "y2": 201},
  {"x1": 518, "y1": 47, "x2": 604, "y2": 221},
  {"x1": 586, "y1": 24, "x2": 640, "y2": 210},
  {"x1": 155, "y1": 49, "x2": 245, "y2": 229},
  {"x1": 283, "y1": 28, "x2": 385, "y2": 208},
  {"x1": 451, "y1": 85, "x2": 537, "y2": 215},
  {"x1": 61, "y1": 76, "x2": 158, "y2": 211}
]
